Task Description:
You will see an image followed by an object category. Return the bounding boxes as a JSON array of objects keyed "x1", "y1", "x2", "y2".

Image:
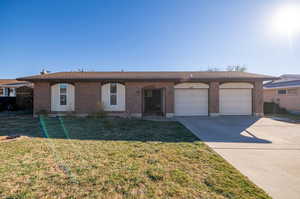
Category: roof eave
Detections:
[
  {"x1": 17, "y1": 77, "x2": 279, "y2": 82},
  {"x1": 264, "y1": 85, "x2": 300, "y2": 89}
]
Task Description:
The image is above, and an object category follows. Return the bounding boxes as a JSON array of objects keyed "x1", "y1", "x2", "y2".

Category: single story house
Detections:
[
  {"x1": 0, "y1": 80, "x2": 33, "y2": 110},
  {"x1": 0, "y1": 79, "x2": 19, "y2": 97},
  {"x1": 264, "y1": 74, "x2": 300, "y2": 113},
  {"x1": 17, "y1": 71, "x2": 277, "y2": 117},
  {"x1": 0, "y1": 79, "x2": 32, "y2": 97}
]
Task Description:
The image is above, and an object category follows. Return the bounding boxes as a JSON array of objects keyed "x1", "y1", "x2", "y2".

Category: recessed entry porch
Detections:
[{"x1": 142, "y1": 88, "x2": 164, "y2": 116}]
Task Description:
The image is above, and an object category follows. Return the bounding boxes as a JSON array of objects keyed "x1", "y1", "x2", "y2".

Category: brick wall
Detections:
[
  {"x1": 209, "y1": 82, "x2": 219, "y2": 115},
  {"x1": 33, "y1": 82, "x2": 51, "y2": 114},
  {"x1": 32, "y1": 80, "x2": 265, "y2": 117},
  {"x1": 253, "y1": 81, "x2": 264, "y2": 116},
  {"x1": 209, "y1": 81, "x2": 264, "y2": 116},
  {"x1": 75, "y1": 82, "x2": 102, "y2": 114},
  {"x1": 125, "y1": 82, "x2": 174, "y2": 116}
]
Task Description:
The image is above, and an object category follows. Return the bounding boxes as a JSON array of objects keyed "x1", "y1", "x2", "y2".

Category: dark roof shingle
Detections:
[{"x1": 264, "y1": 80, "x2": 300, "y2": 88}]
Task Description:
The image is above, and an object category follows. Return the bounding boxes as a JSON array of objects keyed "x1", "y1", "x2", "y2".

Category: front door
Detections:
[{"x1": 143, "y1": 89, "x2": 163, "y2": 115}]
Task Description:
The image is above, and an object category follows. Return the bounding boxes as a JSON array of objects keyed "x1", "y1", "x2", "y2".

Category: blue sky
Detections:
[{"x1": 0, "y1": 0, "x2": 299, "y2": 78}]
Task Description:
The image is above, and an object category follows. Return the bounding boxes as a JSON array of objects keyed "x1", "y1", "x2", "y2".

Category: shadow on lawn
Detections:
[
  {"x1": 0, "y1": 115, "x2": 200, "y2": 142},
  {"x1": 1, "y1": 115, "x2": 272, "y2": 143}
]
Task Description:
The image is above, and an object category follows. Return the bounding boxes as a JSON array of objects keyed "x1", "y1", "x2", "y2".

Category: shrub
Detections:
[
  {"x1": 90, "y1": 101, "x2": 107, "y2": 118},
  {"x1": 36, "y1": 109, "x2": 48, "y2": 116},
  {"x1": 264, "y1": 102, "x2": 288, "y2": 114}
]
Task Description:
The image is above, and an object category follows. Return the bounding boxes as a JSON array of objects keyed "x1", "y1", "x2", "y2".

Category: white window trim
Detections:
[
  {"x1": 4, "y1": 88, "x2": 9, "y2": 96},
  {"x1": 0, "y1": 88, "x2": 16, "y2": 97},
  {"x1": 101, "y1": 83, "x2": 125, "y2": 112},
  {"x1": 11, "y1": 88, "x2": 16, "y2": 97}
]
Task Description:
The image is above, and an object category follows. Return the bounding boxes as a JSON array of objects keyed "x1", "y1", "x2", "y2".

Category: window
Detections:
[
  {"x1": 60, "y1": 84, "x2": 67, "y2": 105},
  {"x1": 287, "y1": 89, "x2": 297, "y2": 95},
  {"x1": 110, "y1": 83, "x2": 117, "y2": 105},
  {"x1": 0, "y1": 88, "x2": 16, "y2": 97},
  {"x1": 278, "y1": 89, "x2": 287, "y2": 95},
  {"x1": 9, "y1": 88, "x2": 16, "y2": 97},
  {"x1": 4, "y1": 88, "x2": 9, "y2": 96},
  {"x1": 145, "y1": 90, "x2": 153, "y2": 98}
]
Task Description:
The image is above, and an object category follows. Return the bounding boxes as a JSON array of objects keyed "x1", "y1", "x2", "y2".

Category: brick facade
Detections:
[
  {"x1": 209, "y1": 82, "x2": 219, "y2": 116},
  {"x1": 253, "y1": 81, "x2": 264, "y2": 116},
  {"x1": 32, "y1": 80, "x2": 265, "y2": 117},
  {"x1": 75, "y1": 82, "x2": 102, "y2": 114},
  {"x1": 125, "y1": 82, "x2": 174, "y2": 117},
  {"x1": 33, "y1": 82, "x2": 51, "y2": 114}
]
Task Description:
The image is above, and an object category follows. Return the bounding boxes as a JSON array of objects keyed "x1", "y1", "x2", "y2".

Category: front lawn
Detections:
[
  {"x1": 0, "y1": 115, "x2": 270, "y2": 199},
  {"x1": 265, "y1": 113, "x2": 300, "y2": 122}
]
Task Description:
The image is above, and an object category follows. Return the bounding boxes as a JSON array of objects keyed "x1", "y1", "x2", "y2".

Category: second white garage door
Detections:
[
  {"x1": 220, "y1": 89, "x2": 252, "y2": 115},
  {"x1": 174, "y1": 89, "x2": 208, "y2": 116}
]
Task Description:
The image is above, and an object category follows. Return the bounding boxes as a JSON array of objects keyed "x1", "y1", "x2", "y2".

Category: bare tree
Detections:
[
  {"x1": 226, "y1": 65, "x2": 247, "y2": 72},
  {"x1": 206, "y1": 67, "x2": 220, "y2": 72}
]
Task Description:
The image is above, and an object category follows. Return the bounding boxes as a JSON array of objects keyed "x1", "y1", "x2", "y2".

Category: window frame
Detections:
[
  {"x1": 9, "y1": 88, "x2": 16, "y2": 97},
  {"x1": 59, "y1": 84, "x2": 68, "y2": 106},
  {"x1": 277, "y1": 89, "x2": 287, "y2": 95},
  {"x1": 110, "y1": 83, "x2": 117, "y2": 106},
  {"x1": 4, "y1": 88, "x2": 9, "y2": 96},
  {"x1": 145, "y1": 90, "x2": 153, "y2": 98}
]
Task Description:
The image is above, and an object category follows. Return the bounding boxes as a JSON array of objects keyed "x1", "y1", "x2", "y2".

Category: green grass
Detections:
[
  {"x1": 0, "y1": 115, "x2": 271, "y2": 199},
  {"x1": 265, "y1": 113, "x2": 300, "y2": 121}
]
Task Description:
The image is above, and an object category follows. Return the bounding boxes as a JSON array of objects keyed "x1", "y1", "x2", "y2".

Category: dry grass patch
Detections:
[{"x1": 0, "y1": 115, "x2": 271, "y2": 199}]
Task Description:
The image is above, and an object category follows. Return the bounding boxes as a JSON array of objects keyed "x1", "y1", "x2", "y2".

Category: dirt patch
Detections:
[{"x1": 0, "y1": 135, "x2": 30, "y2": 142}]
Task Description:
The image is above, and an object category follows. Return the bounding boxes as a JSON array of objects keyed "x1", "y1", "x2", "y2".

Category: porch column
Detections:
[
  {"x1": 209, "y1": 82, "x2": 220, "y2": 116},
  {"x1": 33, "y1": 82, "x2": 51, "y2": 115},
  {"x1": 125, "y1": 82, "x2": 142, "y2": 117},
  {"x1": 253, "y1": 81, "x2": 264, "y2": 117},
  {"x1": 165, "y1": 83, "x2": 175, "y2": 118}
]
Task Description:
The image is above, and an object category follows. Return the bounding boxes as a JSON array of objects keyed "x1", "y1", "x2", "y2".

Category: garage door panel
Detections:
[
  {"x1": 175, "y1": 89, "x2": 208, "y2": 116},
  {"x1": 220, "y1": 89, "x2": 252, "y2": 115}
]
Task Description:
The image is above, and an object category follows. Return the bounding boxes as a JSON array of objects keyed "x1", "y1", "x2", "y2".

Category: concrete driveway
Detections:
[{"x1": 177, "y1": 116, "x2": 300, "y2": 199}]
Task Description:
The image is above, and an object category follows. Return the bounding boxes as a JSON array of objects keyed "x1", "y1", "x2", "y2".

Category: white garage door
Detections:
[
  {"x1": 175, "y1": 89, "x2": 208, "y2": 116},
  {"x1": 220, "y1": 89, "x2": 252, "y2": 115}
]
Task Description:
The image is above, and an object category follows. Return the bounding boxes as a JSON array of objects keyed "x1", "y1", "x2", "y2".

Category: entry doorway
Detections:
[{"x1": 143, "y1": 89, "x2": 164, "y2": 116}]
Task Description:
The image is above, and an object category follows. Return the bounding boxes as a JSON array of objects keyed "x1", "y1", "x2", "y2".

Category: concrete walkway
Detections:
[{"x1": 177, "y1": 116, "x2": 300, "y2": 199}]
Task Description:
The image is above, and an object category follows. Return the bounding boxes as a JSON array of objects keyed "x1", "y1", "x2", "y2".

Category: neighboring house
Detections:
[
  {"x1": 0, "y1": 80, "x2": 33, "y2": 110},
  {"x1": 264, "y1": 74, "x2": 300, "y2": 113},
  {"x1": 17, "y1": 71, "x2": 277, "y2": 117},
  {"x1": 0, "y1": 80, "x2": 18, "y2": 97},
  {"x1": 0, "y1": 80, "x2": 32, "y2": 97}
]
